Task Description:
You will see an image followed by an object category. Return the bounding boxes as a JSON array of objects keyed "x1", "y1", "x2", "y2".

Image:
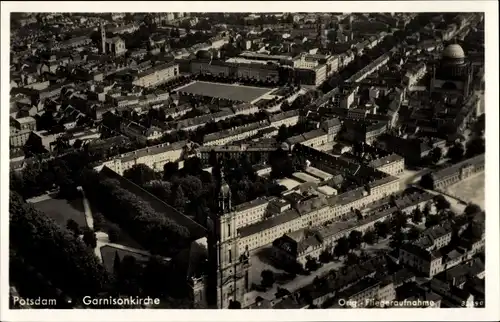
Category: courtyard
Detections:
[
  {"x1": 445, "y1": 171, "x2": 485, "y2": 209},
  {"x1": 175, "y1": 81, "x2": 274, "y2": 103},
  {"x1": 245, "y1": 245, "x2": 346, "y2": 306}
]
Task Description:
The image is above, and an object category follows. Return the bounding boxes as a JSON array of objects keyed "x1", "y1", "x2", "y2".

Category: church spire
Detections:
[
  {"x1": 100, "y1": 22, "x2": 106, "y2": 54},
  {"x1": 218, "y1": 164, "x2": 231, "y2": 214}
]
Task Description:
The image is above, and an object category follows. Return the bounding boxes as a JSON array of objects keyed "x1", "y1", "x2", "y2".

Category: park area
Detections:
[
  {"x1": 30, "y1": 192, "x2": 147, "y2": 272},
  {"x1": 445, "y1": 171, "x2": 485, "y2": 209},
  {"x1": 175, "y1": 81, "x2": 274, "y2": 103}
]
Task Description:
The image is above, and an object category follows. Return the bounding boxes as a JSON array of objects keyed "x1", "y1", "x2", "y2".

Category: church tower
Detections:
[
  {"x1": 213, "y1": 167, "x2": 251, "y2": 309},
  {"x1": 100, "y1": 23, "x2": 106, "y2": 54}
]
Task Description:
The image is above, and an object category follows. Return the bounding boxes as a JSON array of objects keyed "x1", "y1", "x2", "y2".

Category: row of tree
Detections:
[
  {"x1": 81, "y1": 170, "x2": 191, "y2": 256},
  {"x1": 10, "y1": 150, "x2": 93, "y2": 200}
]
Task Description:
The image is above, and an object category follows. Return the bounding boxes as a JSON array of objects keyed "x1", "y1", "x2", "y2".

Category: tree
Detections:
[
  {"x1": 464, "y1": 203, "x2": 482, "y2": 216},
  {"x1": 390, "y1": 229, "x2": 407, "y2": 249},
  {"x1": 170, "y1": 184, "x2": 187, "y2": 212},
  {"x1": 277, "y1": 125, "x2": 289, "y2": 142},
  {"x1": 305, "y1": 257, "x2": 319, "y2": 271},
  {"x1": 281, "y1": 100, "x2": 291, "y2": 111},
  {"x1": 107, "y1": 224, "x2": 121, "y2": 243},
  {"x1": 447, "y1": 142, "x2": 465, "y2": 163},
  {"x1": 176, "y1": 175, "x2": 203, "y2": 200},
  {"x1": 423, "y1": 202, "x2": 431, "y2": 216},
  {"x1": 144, "y1": 180, "x2": 172, "y2": 200},
  {"x1": 73, "y1": 139, "x2": 83, "y2": 149},
  {"x1": 228, "y1": 300, "x2": 242, "y2": 309},
  {"x1": 355, "y1": 209, "x2": 363, "y2": 221},
  {"x1": 471, "y1": 114, "x2": 485, "y2": 137},
  {"x1": 444, "y1": 209, "x2": 456, "y2": 221},
  {"x1": 275, "y1": 287, "x2": 291, "y2": 299},
  {"x1": 23, "y1": 133, "x2": 47, "y2": 156},
  {"x1": 362, "y1": 229, "x2": 377, "y2": 245},
  {"x1": 83, "y1": 229, "x2": 98, "y2": 249},
  {"x1": 334, "y1": 237, "x2": 350, "y2": 258},
  {"x1": 425, "y1": 214, "x2": 441, "y2": 228},
  {"x1": 113, "y1": 251, "x2": 121, "y2": 275},
  {"x1": 433, "y1": 195, "x2": 450, "y2": 211},
  {"x1": 10, "y1": 171, "x2": 25, "y2": 196},
  {"x1": 465, "y1": 137, "x2": 485, "y2": 158},
  {"x1": 66, "y1": 219, "x2": 81, "y2": 236},
  {"x1": 391, "y1": 211, "x2": 408, "y2": 231},
  {"x1": 411, "y1": 208, "x2": 423, "y2": 224},
  {"x1": 429, "y1": 147, "x2": 443, "y2": 164},
  {"x1": 93, "y1": 212, "x2": 105, "y2": 232},
  {"x1": 345, "y1": 252, "x2": 360, "y2": 266},
  {"x1": 375, "y1": 221, "x2": 390, "y2": 239},
  {"x1": 319, "y1": 250, "x2": 333, "y2": 263},
  {"x1": 269, "y1": 148, "x2": 293, "y2": 179},
  {"x1": 123, "y1": 164, "x2": 157, "y2": 186},
  {"x1": 53, "y1": 136, "x2": 70, "y2": 155},
  {"x1": 408, "y1": 226, "x2": 422, "y2": 241},
  {"x1": 183, "y1": 156, "x2": 203, "y2": 175},
  {"x1": 348, "y1": 230, "x2": 363, "y2": 250},
  {"x1": 261, "y1": 270, "x2": 275, "y2": 287},
  {"x1": 420, "y1": 173, "x2": 434, "y2": 189}
]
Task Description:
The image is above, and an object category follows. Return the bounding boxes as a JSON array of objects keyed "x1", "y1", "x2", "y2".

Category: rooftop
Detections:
[
  {"x1": 368, "y1": 153, "x2": 404, "y2": 169},
  {"x1": 238, "y1": 208, "x2": 300, "y2": 238}
]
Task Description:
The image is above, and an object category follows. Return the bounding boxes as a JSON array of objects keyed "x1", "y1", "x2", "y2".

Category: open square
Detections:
[
  {"x1": 175, "y1": 81, "x2": 275, "y2": 103},
  {"x1": 445, "y1": 171, "x2": 485, "y2": 209}
]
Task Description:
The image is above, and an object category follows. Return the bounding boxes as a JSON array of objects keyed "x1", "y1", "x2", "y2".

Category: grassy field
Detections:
[
  {"x1": 32, "y1": 197, "x2": 87, "y2": 229},
  {"x1": 176, "y1": 81, "x2": 273, "y2": 102}
]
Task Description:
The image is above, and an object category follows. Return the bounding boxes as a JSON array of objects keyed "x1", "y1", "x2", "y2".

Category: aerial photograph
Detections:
[{"x1": 7, "y1": 11, "x2": 486, "y2": 310}]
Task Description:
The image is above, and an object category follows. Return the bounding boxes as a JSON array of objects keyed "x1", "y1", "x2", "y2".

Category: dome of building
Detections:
[{"x1": 442, "y1": 44, "x2": 465, "y2": 60}]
